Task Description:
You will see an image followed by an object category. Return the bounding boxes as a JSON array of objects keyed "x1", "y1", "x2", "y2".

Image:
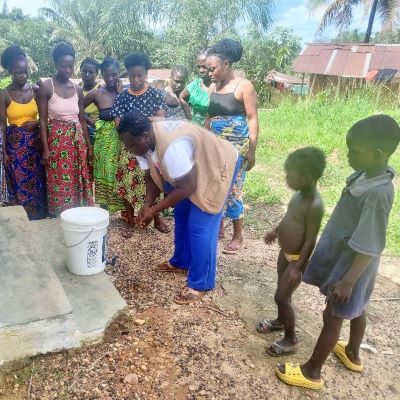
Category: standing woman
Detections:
[
  {"x1": 165, "y1": 65, "x2": 188, "y2": 120},
  {"x1": 112, "y1": 52, "x2": 168, "y2": 232},
  {"x1": 0, "y1": 45, "x2": 47, "y2": 219},
  {"x1": 180, "y1": 49, "x2": 213, "y2": 126},
  {"x1": 206, "y1": 39, "x2": 259, "y2": 254},
  {"x1": 84, "y1": 58, "x2": 124, "y2": 213},
  {"x1": 38, "y1": 42, "x2": 93, "y2": 217},
  {"x1": 80, "y1": 58, "x2": 101, "y2": 144}
]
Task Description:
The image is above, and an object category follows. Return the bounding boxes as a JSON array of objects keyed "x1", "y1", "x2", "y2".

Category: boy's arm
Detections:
[
  {"x1": 264, "y1": 225, "x2": 279, "y2": 244},
  {"x1": 330, "y1": 190, "x2": 392, "y2": 304},
  {"x1": 286, "y1": 201, "x2": 323, "y2": 285}
]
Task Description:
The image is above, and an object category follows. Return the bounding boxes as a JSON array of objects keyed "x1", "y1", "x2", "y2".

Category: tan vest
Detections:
[{"x1": 151, "y1": 120, "x2": 237, "y2": 214}]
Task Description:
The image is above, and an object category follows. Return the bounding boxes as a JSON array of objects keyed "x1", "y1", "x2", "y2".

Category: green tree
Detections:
[
  {"x1": 238, "y1": 26, "x2": 302, "y2": 104},
  {"x1": 0, "y1": 16, "x2": 55, "y2": 78},
  {"x1": 309, "y1": 0, "x2": 400, "y2": 43},
  {"x1": 40, "y1": 0, "x2": 161, "y2": 60},
  {"x1": 152, "y1": 0, "x2": 275, "y2": 69}
]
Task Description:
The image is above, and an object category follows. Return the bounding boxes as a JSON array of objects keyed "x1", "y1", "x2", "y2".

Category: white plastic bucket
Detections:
[{"x1": 60, "y1": 207, "x2": 110, "y2": 276}]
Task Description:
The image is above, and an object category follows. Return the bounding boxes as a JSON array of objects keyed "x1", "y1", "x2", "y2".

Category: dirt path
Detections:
[{"x1": 1, "y1": 205, "x2": 399, "y2": 400}]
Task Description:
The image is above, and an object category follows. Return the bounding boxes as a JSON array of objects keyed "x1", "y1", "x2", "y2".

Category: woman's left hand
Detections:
[{"x1": 245, "y1": 149, "x2": 256, "y2": 171}]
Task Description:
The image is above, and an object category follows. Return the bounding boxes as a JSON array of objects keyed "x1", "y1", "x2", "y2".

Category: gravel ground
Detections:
[{"x1": 0, "y1": 204, "x2": 399, "y2": 400}]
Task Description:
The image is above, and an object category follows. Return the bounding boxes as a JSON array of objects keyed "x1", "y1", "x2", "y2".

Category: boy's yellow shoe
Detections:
[
  {"x1": 275, "y1": 363, "x2": 324, "y2": 390},
  {"x1": 333, "y1": 341, "x2": 364, "y2": 372}
]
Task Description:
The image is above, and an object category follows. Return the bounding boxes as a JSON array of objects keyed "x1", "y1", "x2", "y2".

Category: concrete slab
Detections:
[
  {"x1": 0, "y1": 207, "x2": 126, "y2": 366},
  {"x1": 30, "y1": 218, "x2": 127, "y2": 336},
  {"x1": 0, "y1": 206, "x2": 72, "y2": 328}
]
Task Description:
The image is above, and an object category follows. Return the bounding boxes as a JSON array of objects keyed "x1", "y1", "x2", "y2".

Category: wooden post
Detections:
[{"x1": 300, "y1": 73, "x2": 305, "y2": 96}]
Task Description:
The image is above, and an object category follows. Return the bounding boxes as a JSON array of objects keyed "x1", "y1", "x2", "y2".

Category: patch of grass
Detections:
[{"x1": 246, "y1": 87, "x2": 400, "y2": 255}]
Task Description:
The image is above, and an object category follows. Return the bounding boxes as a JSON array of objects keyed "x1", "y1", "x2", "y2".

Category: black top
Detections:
[{"x1": 208, "y1": 81, "x2": 246, "y2": 117}]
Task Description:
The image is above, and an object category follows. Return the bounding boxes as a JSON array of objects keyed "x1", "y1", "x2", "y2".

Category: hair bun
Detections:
[{"x1": 209, "y1": 39, "x2": 243, "y2": 63}]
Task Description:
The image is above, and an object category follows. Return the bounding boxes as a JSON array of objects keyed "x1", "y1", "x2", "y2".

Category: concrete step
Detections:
[
  {"x1": 0, "y1": 206, "x2": 127, "y2": 366},
  {"x1": 29, "y1": 218, "x2": 127, "y2": 340},
  {"x1": 0, "y1": 206, "x2": 75, "y2": 364}
]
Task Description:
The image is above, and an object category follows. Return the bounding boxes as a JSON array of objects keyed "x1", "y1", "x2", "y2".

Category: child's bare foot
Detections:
[
  {"x1": 222, "y1": 237, "x2": 243, "y2": 254},
  {"x1": 266, "y1": 337, "x2": 299, "y2": 357},
  {"x1": 256, "y1": 319, "x2": 284, "y2": 333}
]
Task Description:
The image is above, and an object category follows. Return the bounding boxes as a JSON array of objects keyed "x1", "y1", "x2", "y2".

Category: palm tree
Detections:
[
  {"x1": 40, "y1": 0, "x2": 162, "y2": 58},
  {"x1": 309, "y1": 0, "x2": 400, "y2": 43}
]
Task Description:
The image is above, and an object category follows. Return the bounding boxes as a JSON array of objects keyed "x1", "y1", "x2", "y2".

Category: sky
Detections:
[{"x1": 5, "y1": 0, "x2": 374, "y2": 44}]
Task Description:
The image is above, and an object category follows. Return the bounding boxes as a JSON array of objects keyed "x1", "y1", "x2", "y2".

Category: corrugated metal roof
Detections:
[
  {"x1": 293, "y1": 43, "x2": 400, "y2": 78},
  {"x1": 265, "y1": 70, "x2": 307, "y2": 84}
]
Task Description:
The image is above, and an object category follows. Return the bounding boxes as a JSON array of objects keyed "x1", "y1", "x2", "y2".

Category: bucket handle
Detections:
[{"x1": 63, "y1": 228, "x2": 94, "y2": 248}]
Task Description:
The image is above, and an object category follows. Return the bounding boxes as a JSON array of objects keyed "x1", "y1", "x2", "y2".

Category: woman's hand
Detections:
[
  {"x1": 245, "y1": 149, "x2": 256, "y2": 171},
  {"x1": 138, "y1": 206, "x2": 156, "y2": 229},
  {"x1": 42, "y1": 147, "x2": 50, "y2": 166},
  {"x1": 3, "y1": 150, "x2": 10, "y2": 166},
  {"x1": 87, "y1": 146, "x2": 94, "y2": 164},
  {"x1": 21, "y1": 120, "x2": 39, "y2": 131}
]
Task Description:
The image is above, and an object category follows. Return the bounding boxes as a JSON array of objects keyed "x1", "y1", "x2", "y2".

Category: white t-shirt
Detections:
[{"x1": 136, "y1": 137, "x2": 195, "y2": 180}]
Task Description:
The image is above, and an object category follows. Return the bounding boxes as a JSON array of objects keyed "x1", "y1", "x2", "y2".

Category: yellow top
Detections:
[
  {"x1": 83, "y1": 82, "x2": 100, "y2": 121},
  {"x1": 6, "y1": 94, "x2": 38, "y2": 126}
]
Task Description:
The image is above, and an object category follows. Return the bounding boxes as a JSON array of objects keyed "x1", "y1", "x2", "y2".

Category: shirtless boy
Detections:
[{"x1": 257, "y1": 147, "x2": 325, "y2": 356}]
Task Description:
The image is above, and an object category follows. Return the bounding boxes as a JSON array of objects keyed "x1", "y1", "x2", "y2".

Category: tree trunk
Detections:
[{"x1": 364, "y1": 0, "x2": 379, "y2": 43}]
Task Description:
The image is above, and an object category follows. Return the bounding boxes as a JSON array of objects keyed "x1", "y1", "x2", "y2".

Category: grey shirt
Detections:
[{"x1": 303, "y1": 167, "x2": 395, "y2": 319}]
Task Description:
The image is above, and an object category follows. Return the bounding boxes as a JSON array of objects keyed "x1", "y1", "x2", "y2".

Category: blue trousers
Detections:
[
  {"x1": 170, "y1": 199, "x2": 223, "y2": 290},
  {"x1": 168, "y1": 156, "x2": 241, "y2": 291}
]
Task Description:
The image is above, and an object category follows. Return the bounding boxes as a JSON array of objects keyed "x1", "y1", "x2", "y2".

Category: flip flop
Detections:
[
  {"x1": 155, "y1": 261, "x2": 187, "y2": 274},
  {"x1": 266, "y1": 342, "x2": 299, "y2": 357},
  {"x1": 275, "y1": 363, "x2": 323, "y2": 390},
  {"x1": 333, "y1": 341, "x2": 363, "y2": 372},
  {"x1": 256, "y1": 319, "x2": 284, "y2": 334},
  {"x1": 174, "y1": 289, "x2": 205, "y2": 305}
]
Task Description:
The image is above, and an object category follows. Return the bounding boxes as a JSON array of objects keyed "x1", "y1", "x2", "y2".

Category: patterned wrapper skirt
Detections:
[
  {"x1": 114, "y1": 145, "x2": 145, "y2": 211},
  {"x1": 0, "y1": 141, "x2": 10, "y2": 205},
  {"x1": 210, "y1": 115, "x2": 249, "y2": 221},
  {"x1": 46, "y1": 119, "x2": 94, "y2": 216},
  {"x1": 93, "y1": 120, "x2": 124, "y2": 213},
  {"x1": 4, "y1": 125, "x2": 47, "y2": 219}
]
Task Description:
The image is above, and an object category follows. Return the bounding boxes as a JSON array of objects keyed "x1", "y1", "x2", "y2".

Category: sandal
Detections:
[
  {"x1": 333, "y1": 341, "x2": 363, "y2": 372},
  {"x1": 155, "y1": 261, "x2": 187, "y2": 274},
  {"x1": 275, "y1": 363, "x2": 323, "y2": 390},
  {"x1": 256, "y1": 319, "x2": 284, "y2": 334},
  {"x1": 265, "y1": 342, "x2": 298, "y2": 357},
  {"x1": 174, "y1": 289, "x2": 205, "y2": 305}
]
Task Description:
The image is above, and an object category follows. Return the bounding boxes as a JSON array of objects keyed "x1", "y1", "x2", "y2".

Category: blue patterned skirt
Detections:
[
  {"x1": 210, "y1": 115, "x2": 249, "y2": 220},
  {"x1": 5, "y1": 125, "x2": 47, "y2": 219}
]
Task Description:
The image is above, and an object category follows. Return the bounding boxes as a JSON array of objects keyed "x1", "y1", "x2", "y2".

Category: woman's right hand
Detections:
[
  {"x1": 3, "y1": 151, "x2": 10, "y2": 166},
  {"x1": 42, "y1": 147, "x2": 50, "y2": 166}
]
